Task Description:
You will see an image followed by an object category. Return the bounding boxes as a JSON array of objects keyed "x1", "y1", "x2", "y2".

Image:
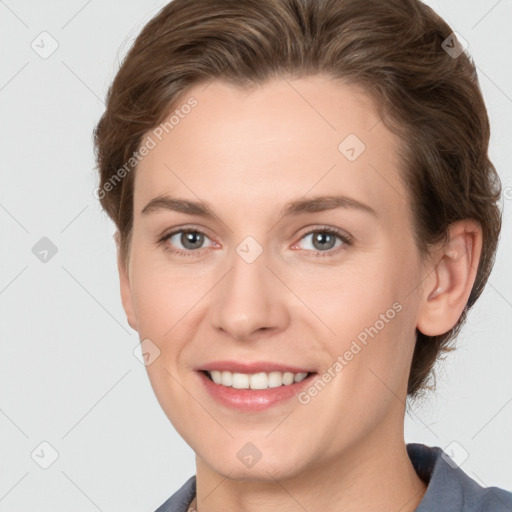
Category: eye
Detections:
[
  {"x1": 158, "y1": 226, "x2": 352, "y2": 258},
  {"x1": 159, "y1": 228, "x2": 216, "y2": 256},
  {"x1": 292, "y1": 227, "x2": 352, "y2": 257}
]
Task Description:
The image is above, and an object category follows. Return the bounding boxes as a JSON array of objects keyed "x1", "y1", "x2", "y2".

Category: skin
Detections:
[{"x1": 117, "y1": 75, "x2": 482, "y2": 512}]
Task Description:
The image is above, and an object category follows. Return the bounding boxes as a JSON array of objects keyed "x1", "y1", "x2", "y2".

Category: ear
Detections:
[
  {"x1": 115, "y1": 231, "x2": 138, "y2": 332},
  {"x1": 416, "y1": 219, "x2": 483, "y2": 336}
]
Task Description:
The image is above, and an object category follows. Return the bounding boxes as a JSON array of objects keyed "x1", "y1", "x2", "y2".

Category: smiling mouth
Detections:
[{"x1": 201, "y1": 370, "x2": 316, "y2": 390}]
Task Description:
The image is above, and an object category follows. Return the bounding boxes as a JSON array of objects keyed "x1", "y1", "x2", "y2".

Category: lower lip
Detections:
[{"x1": 197, "y1": 371, "x2": 315, "y2": 412}]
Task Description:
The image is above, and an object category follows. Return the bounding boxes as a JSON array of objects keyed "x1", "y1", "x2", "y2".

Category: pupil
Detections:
[
  {"x1": 183, "y1": 232, "x2": 203, "y2": 249},
  {"x1": 314, "y1": 232, "x2": 335, "y2": 250}
]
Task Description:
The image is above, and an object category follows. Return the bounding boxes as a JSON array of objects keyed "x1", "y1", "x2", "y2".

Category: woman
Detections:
[{"x1": 93, "y1": 0, "x2": 512, "y2": 510}]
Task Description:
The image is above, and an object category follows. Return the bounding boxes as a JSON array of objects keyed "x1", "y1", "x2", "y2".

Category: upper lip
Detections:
[{"x1": 198, "y1": 360, "x2": 314, "y2": 374}]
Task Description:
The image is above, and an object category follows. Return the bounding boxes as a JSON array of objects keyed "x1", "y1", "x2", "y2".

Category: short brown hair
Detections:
[{"x1": 93, "y1": 0, "x2": 502, "y2": 399}]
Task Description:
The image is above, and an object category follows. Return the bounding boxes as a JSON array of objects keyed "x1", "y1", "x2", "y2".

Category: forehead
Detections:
[{"x1": 134, "y1": 75, "x2": 408, "y2": 221}]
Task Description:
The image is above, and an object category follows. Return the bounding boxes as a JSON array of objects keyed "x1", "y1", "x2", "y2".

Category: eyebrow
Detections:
[{"x1": 140, "y1": 194, "x2": 377, "y2": 219}]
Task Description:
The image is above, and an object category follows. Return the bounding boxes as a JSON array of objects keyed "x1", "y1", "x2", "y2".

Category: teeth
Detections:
[
  {"x1": 207, "y1": 370, "x2": 309, "y2": 389},
  {"x1": 232, "y1": 373, "x2": 250, "y2": 389}
]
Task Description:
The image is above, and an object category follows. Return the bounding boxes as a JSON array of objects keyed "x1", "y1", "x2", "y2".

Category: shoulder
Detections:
[
  {"x1": 154, "y1": 475, "x2": 196, "y2": 512},
  {"x1": 471, "y1": 486, "x2": 512, "y2": 512},
  {"x1": 407, "y1": 443, "x2": 512, "y2": 512}
]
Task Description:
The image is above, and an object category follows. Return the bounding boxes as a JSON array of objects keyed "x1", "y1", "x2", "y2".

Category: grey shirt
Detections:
[{"x1": 154, "y1": 443, "x2": 512, "y2": 511}]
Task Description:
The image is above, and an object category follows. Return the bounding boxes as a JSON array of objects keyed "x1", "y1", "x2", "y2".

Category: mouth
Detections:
[
  {"x1": 198, "y1": 369, "x2": 318, "y2": 412},
  {"x1": 200, "y1": 369, "x2": 316, "y2": 390},
  {"x1": 195, "y1": 360, "x2": 318, "y2": 411}
]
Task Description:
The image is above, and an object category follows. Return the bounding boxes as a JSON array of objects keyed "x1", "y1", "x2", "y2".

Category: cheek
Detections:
[
  {"x1": 312, "y1": 250, "x2": 418, "y2": 390},
  {"x1": 128, "y1": 261, "x2": 202, "y2": 433},
  {"x1": 304, "y1": 261, "x2": 399, "y2": 332},
  {"x1": 128, "y1": 254, "x2": 221, "y2": 386},
  {"x1": 129, "y1": 247, "x2": 207, "y2": 335},
  {"x1": 130, "y1": 278, "x2": 172, "y2": 338}
]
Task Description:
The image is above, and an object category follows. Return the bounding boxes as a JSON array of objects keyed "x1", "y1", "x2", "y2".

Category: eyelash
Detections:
[{"x1": 158, "y1": 225, "x2": 353, "y2": 258}]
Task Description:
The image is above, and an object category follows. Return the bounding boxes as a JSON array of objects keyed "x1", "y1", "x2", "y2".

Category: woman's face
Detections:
[{"x1": 120, "y1": 75, "x2": 427, "y2": 479}]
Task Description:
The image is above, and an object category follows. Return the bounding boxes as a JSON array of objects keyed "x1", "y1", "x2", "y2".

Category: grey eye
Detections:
[
  {"x1": 169, "y1": 230, "x2": 208, "y2": 250},
  {"x1": 299, "y1": 231, "x2": 343, "y2": 251}
]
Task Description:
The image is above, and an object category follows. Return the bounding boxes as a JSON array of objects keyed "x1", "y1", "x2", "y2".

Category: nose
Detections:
[{"x1": 209, "y1": 245, "x2": 290, "y2": 342}]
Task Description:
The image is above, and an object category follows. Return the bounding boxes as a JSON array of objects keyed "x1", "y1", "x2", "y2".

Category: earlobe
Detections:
[
  {"x1": 115, "y1": 232, "x2": 138, "y2": 332},
  {"x1": 416, "y1": 220, "x2": 482, "y2": 337}
]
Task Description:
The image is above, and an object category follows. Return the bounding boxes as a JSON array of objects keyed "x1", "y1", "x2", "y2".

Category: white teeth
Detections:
[
  {"x1": 221, "y1": 371, "x2": 232, "y2": 387},
  {"x1": 232, "y1": 373, "x2": 250, "y2": 389},
  {"x1": 206, "y1": 370, "x2": 309, "y2": 389},
  {"x1": 268, "y1": 371, "x2": 283, "y2": 388},
  {"x1": 282, "y1": 372, "x2": 294, "y2": 385},
  {"x1": 249, "y1": 372, "x2": 268, "y2": 390}
]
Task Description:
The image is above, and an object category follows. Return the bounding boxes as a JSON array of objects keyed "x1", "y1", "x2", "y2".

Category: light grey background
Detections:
[{"x1": 1, "y1": 0, "x2": 511, "y2": 510}]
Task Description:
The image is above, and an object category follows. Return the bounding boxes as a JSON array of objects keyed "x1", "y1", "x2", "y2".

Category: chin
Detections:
[{"x1": 198, "y1": 446, "x2": 309, "y2": 482}]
